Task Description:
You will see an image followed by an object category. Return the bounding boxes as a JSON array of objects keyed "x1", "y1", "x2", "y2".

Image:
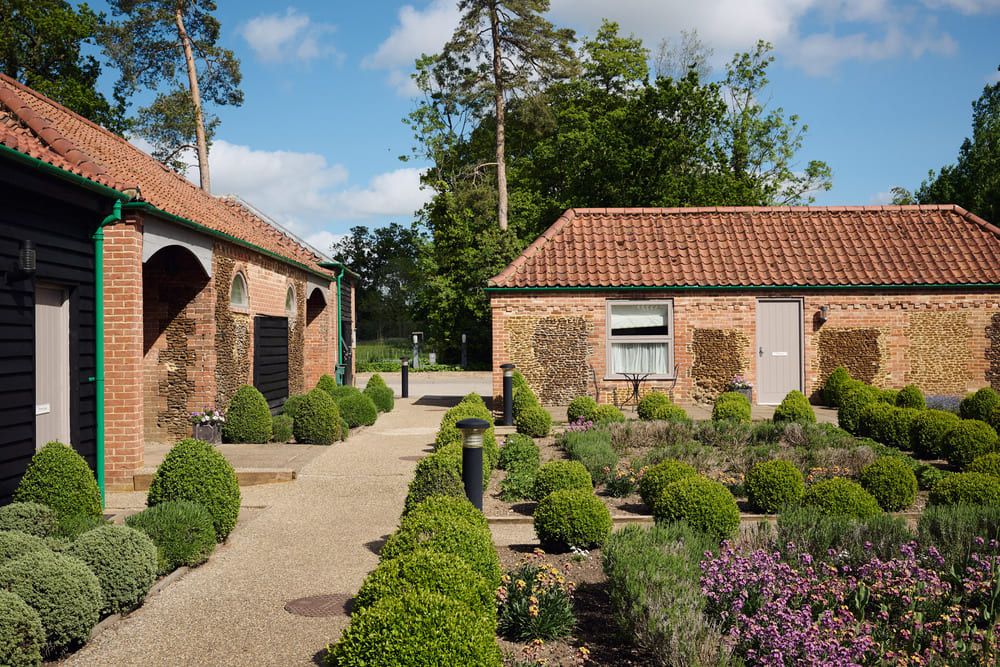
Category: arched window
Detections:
[
  {"x1": 230, "y1": 272, "x2": 249, "y2": 309},
  {"x1": 285, "y1": 284, "x2": 296, "y2": 316}
]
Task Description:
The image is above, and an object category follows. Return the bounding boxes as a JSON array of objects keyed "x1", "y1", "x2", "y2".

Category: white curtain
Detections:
[
  {"x1": 611, "y1": 343, "x2": 671, "y2": 374},
  {"x1": 610, "y1": 303, "x2": 668, "y2": 331}
]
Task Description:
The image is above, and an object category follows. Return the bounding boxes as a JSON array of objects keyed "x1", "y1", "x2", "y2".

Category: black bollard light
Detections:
[
  {"x1": 456, "y1": 417, "x2": 488, "y2": 511},
  {"x1": 461, "y1": 332, "x2": 468, "y2": 370},
  {"x1": 501, "y1": 363, "x2": 515, "y2": 426},
  {"x1": 400, "y1": 357, "x2": 409, "y2": 398}
]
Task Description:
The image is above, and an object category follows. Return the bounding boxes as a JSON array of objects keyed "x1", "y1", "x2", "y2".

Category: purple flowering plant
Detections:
[
  {"x1": 566, "y1": 417, "x2": 594, "y2": 432},
  {"x1": 190, "y1": 407, "x2": 225, "y2": 425}
]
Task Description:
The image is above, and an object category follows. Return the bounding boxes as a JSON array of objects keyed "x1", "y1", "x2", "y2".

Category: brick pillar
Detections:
[{"x1": 103, "y1": 217, "x2": 144, "y2": 491}]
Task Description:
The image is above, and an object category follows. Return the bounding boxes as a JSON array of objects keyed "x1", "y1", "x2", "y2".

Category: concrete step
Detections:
[{"x1": 130, "y1": 469, "x2": 297, "y2": 492}]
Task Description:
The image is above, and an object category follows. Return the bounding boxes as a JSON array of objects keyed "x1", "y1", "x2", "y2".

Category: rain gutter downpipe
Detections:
[{"x1": 318, "y1": 261, "x2": 350, "y2": 368}]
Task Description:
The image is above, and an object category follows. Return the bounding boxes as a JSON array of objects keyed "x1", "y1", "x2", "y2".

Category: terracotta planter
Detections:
[{"x1": 192, "y1": 423, "x2": 222, "y2": 444}]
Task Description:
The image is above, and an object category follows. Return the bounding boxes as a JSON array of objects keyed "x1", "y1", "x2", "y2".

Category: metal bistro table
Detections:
[{"x1": 617, "y1": 372, "x2": 651, "y2": 409}]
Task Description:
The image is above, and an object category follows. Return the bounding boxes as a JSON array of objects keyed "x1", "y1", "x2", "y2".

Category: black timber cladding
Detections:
[
  {"x1": 339, "y1": 279, "x2": 353, "y2": 384},
  {"x1": 254, "y1": 315, "x2": 289, "y2": 412},
  {"x1": 0, "y1": 158, "x2": 109, "y2": 505}
]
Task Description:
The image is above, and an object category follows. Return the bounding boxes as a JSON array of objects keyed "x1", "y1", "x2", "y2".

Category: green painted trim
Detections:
[
  {"x1": 0, "y1": 143, "x2": 131, "y2": 202},
  {"x1": 123, "y1": 202, "x2": 335, "y2": 282},
  {"x1": 317, "y1": 260, "x2": 361, "y2": 281},
  {"x1": 485, "y1": 282, "x2": 1000, "y2": 293},
  {"x1": 91, "y1": 200, "x2": 122, "y2": 505}
]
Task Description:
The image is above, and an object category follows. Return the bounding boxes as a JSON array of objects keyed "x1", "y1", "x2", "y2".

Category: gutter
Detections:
[
  {"x1": 318, "y1": 261, "x2": 356, "y2": 370},
  {"x1": 484, "y1": 282, "x2": 1000, "y2": 293}
]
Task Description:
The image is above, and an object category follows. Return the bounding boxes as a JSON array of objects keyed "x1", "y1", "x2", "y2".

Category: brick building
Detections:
[
  {"x1": 488, "y1": 207, "x2": 1000, "y2": 408},
  {"x1": 0, "y1": 74, "x2": 354, "y2": 502}
]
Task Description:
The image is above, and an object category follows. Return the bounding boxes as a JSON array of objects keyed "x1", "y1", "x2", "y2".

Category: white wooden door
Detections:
[
  {"x1": 756, "y1": 299, "x2": 803, "y2": 405},
  {"x1": 35, "y1": 285, "x2": 70, "y2": 449}
]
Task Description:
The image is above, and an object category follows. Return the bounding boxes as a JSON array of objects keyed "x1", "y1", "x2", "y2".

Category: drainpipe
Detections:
[
  {"x1": 91, "y1": 199, "x2": 123, "y2": 504},
  {"x1": 336, "y1": 266, "x2": 345, "y2": 367}
]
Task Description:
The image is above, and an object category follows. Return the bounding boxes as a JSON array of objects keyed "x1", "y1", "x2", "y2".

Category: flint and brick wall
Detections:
[{"x1": 491, "y1": 288, "x2": 1000, "y2": 407}]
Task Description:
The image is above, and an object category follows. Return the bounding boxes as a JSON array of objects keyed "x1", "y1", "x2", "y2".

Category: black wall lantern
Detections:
[
  {"x1": 1, "y1": 240, "x2": 37, "y2": 287},
  {"x1": 819, "y1": 305, "x2": 829, "y2": 322}
]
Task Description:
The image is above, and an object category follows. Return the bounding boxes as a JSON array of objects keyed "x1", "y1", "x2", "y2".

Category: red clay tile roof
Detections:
[
  {"x1": 0, "y1": 73, "x2": 334, "y2": 277},
  {"x1": 488, "y1": 206, "x2": 1000, "y2": 289}
]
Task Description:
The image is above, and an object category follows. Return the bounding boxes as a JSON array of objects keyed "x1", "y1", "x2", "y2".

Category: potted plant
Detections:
[
  {"x1": 190, "y1": 408, "x2": 225, "y2": 444},
  {"x1": 728, "y1": 375, "x2": 753, "y2": 404}
]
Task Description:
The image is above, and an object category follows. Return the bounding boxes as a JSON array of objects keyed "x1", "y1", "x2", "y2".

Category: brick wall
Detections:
[
  {"x1": 491, "y1": 288, "x2": 1000, "y2": 407},
  {"x1": 103, "y1": 216, "x2": 144, "y2": 490}
]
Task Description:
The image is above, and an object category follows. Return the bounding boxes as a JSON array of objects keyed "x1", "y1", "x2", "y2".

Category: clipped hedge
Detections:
[
  {"x1": 497, "y1": 434, "x2": 540, "y2": 472},
  {"x1": 14, "y1": 441, "x2": 102, "y2": 519},
  {"x1": 638, "y1": 459, "x2": 698, "y2": 511},
  {"x1": 533, "y1": 487, "x2": 612, "y2": 551},
  {"x1": 324, "y1": 589, "x2": 501, "y2": 667},
  {"x1": 402, "y1": 453, "x2": 465, "y2": 516},
  {"x1": 146, "y1": 438, "x2": 241, "y2": 541},
  {"x1": 772, "y1": 390, "x2": 816, "y2": 424},
  {"x1": 66, "y1": 525, "x2": 157, "y2": 614},
  {"x1": 967, "y1": 452, "x2": 1000, "y2": 479},
  {"x1": 944, "y1": 419, "x2": 999, "y2": 469},
  {"x1": 516, "y1": 404, "x2": 553, "y2": 438},
  {"x1": 838, "y1": 383, "x2": 882, "y2": 435},
  {"x1": 711, "y1": 392, "x2": 751, "y2": 422},
  {"x1": 125, "y1": 500, "x2": 217, "y2": 575},
  {"x1": 896, "y1": 384, "x2": 926, "y2": 410},
  {"x1": 637, "y1": 392, "x2": 671, "y2": 421},
  {"x1": 363, "y1": 384, "x2": 394, "y2": 413},
  {"x1": 651, "y1": 477, "x2": 740, "y2": 540},
  {"x1": 337, "y1": 391, "x2": 379, "y2": 428},
  {"x1": 929, "y1": 472, "x2": 1000, "y2": 507},
  {"x1": 0, "y1": 589, "x2": 43, "y2": 667},
  {"x1": 592, "y1": 404, "x2": 626, "y2": 423},
  {"x1": 566, "y1": 396, "x2": 599, "y2": 423},
  {"x1": 293, "y1": 388, "x2": 342, "y2": 446},
  {"x1": 745, "y1": 459, "x2": 805, "y2": 513},
  {"x1": 221, "y1": 384, "x2": 272, "y2": 444},
  {"x1": 270, "y1": 414, "x2": 294, "y2": 443},
  {"x1": 0, "y1": 502, "x2": 57, "y2": 537},
  {"x1": 0, "y1": 530, "x2": 48, "y2": 565},
  {"x1": 960, "y1": 387, "x2": 1000, "y2": 423},
  {"x1": 823, "y1": 367, "x2": 851, "y2": 407},
  {"x1": 910, "y1": 409, "x2": 961, "y2": 459},
  {"x1": 858, "y1": 457, "x2": 918, "y2": 512},
  {"x1": 280, "y1": 393, "x2": 308, "y2": 419},
  {"x1": 532, "y1": 460, "x2": 592, "y2": 501},
  {"x1": 801, "y1": 478, "x2": 882, "y2": 519},
  {"x1": 0, "y1": 550, "x2": 103, "y2": 657}
]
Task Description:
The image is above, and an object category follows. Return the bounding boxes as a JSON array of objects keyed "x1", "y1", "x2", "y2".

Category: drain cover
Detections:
[
  {"x1": 284, "y1": 593, "x2": 353, "y2": 617},
  {"x1": 399, "y1": 455, "x2": 424, "y2": 461}
]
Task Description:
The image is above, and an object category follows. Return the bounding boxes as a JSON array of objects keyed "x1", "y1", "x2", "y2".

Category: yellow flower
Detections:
[
  {"x1": 529, "y1": 604, "x2": 539, "y2": 617},
  {"x1": 516, "y1": 579, "x2": 526, "y2": 590}
]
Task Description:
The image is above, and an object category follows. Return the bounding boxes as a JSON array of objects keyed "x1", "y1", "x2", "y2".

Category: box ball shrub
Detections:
[
  {"x1": 280, "y1": 393, "x2": 308, "y2": 419},
  {"x1": 637, "y1": 392, "x2": 671, "y2": 421},
  {"x1": 910, "y1": 409, "x2": 961, "y2": 459},
  {"x1": 146, "y1": 438, "x2": 241, "y2": 542},
  {"x1": 567, "y1": 395, "x2": 599, "y2": 423},
  {"x1": 0, "y1": 550, "x2": 102, "y2": 657},
  {"x1": 66, "y1": 525, "x2": 157, "y2": 614},
  {"x1": 402, "y1": 455, "x2": 465, "y2": 516},
  {"x1": 745, "y1": 459, "x2": 805, "y2": 513},
  {"x1": 53, "y1": 514, "x2": 110, "y2": 541},
  {"x1": 929, "y1": 472, "x2": 1000, "y2": 506},
  {"x1": 823, "y1": 367, "x2": 851, "y2": 407},
  {"x1": 944, "y1": 419, "x2": 999, "y2": 469},
  {"x1": 772, "y1": 390, "x2": 816, "y2": 424},
  {"x1": 221, "y1": 384, "x2": 272, "y2": 444},
  {"x1": 0, "y1": 530, "x2": 48, "y2": 565},
  {"x1": 293, "y1": 388, "x2": 342, "y2": 446},
  {"x1": 337, "y1": 392, "x2": 378, "y2": 428},
  {"x1": 125, "y1": 500, "x2": 216, "y2": 575},
  {"x1": 0, "y1": 502, "x2": 57, "y2": 537},
  {"x1": 406, "y1": 495, "x2": 489, "y2": 532},
  {"x1": 379, "y1": 510, "x2": 500, "y2": 588},
  {"x1": 967, "y1": 452, "x2": 1000, "y2": 478},
  {"x1": 592, "y1": 404, "x2": 625, "y2": 423},
  {"x1": 353, "y1": 547, "x2": 494, "y2": 619},
  {"x1": 516, "y1": 404, "x2": 553, "y2": 437},
  {"x1": 316, "y1": 373, "x2": 338, "y2": 395},
  {"x1": 324, "y1": 589, "x2": 502, "y2": 667},
  {"x1": 651, "y1": 402, "x2": 689, "y2": 421},
  {"x1": 838, "y1": 384, "x2": 882, "y2": 435},
  {"x1": 801, "y1": 478, "x2": 882, "y2": 519},
  {"x1": 366, "y1": 373, "x2": 387, "y2": 388},
  {"x1": 435, "y1": 401, "x2": 492, "y2": 451},
  {"x1": 498, "y1": 434, "x2": 539, "y2": 471},
  {"x1": 533, "y1": 487, "x2": 612, "y2": 551},
  {"x1": 363, "y1": 384, "x2": 394, "y2": 413},
  {"x1": 638, "y1": 458, "x2": 698, "y2": 510},
  {"x1": 858, "y1": 457, "x2": 918, "y2": 511},
  {"x1": 14, "y1": 441, "x2": 102, "y2": 519},
  {"x1": 0, "y1": 589, "x2": 43, "y2": 667},
  {"x1": 896, "y1": 384, "x2": 926, "y2": 410},
  {"x1": 532, "y1": 460, "x2": 592, "y2": 501},
  {"x1": 960, "y1": 387, "x2": 1000, "y2": 423},
  {"x1": 711, "y1": 392, "x2": 751, "y2": 422},
  {"x1": 651, "y1": 477, "x2": 740, "y2": 540},
  {"x1": 270, "y1": 414, "x2": 293, "y2": 443}
]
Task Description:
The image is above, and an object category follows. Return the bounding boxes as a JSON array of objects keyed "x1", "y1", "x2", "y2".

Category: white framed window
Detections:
[
  {"x1": 606, "y1": 299, "x2": 674, "y2": 377},
  {"x1": 285, "y1": 284, "x2": 296, "y2": 316},
  {"x1": 230, "y1": 272, "x2": 249, "y2": 309}
]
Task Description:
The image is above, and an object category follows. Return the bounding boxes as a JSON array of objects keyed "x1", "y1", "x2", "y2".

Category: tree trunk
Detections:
[
  {"x1": 175, "y1": 8, "x2": 211, "y2": 192},
  {"x1": 490, "y1": 2, "x2": 508, "y2": 231}
]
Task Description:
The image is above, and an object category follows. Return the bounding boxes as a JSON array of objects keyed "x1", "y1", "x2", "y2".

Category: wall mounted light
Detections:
[
  {"x1": 1, "y1": 240, "x2": 37, "y2": 287},
  {"x1": 819, "y1": 305, "x2": 829, "y2": 322}
]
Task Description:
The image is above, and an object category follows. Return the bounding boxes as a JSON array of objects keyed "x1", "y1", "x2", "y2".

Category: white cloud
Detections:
[
  {"x1": 920, "y1": 0, "x2": 1000, "y2": 14},
  {"x1": 869, "y1": 190, "x2": 895, "y2": 205},
  {"x1": 239, "y1": 9, "x2": 340, "y2": 64},
  {"x1": 335, "y1": 168, "x2": 432, "y2": 217},
  {"x1": 304, "y1": 230, "x2": 348, "y2": 255},
  {"x1": 363, "y1": 0, "x2": 461, "y2": 95}
]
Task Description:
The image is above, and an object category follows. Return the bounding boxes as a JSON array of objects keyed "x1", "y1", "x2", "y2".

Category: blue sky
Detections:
[{"x1": 95, "y1": 1, "x2": 1000, "y2": 254}]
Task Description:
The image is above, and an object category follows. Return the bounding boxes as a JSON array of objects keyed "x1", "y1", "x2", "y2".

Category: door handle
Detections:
[{"x1": 759, "y1": 347, "x2": 763, "y2": 356}]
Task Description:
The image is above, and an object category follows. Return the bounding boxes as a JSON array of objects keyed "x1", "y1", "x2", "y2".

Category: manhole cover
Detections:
[
  {"x1": 284, "y1": 593, "x2": 353, "y2": 617},
  {"x1": 399, "y1": 455, "x2": 424, "y2": 461}
]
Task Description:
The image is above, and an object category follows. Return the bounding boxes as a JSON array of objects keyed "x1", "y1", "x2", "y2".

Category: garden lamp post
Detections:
[
  {"x1": 400, "y1": 357, "x2": 409, "y2": 398},
  {"x1": 501, "y1": 364, "x2": 515, "y2": 426},
  {"x1": 456, "y1": 418, "x2": 488, "y2": 511}
]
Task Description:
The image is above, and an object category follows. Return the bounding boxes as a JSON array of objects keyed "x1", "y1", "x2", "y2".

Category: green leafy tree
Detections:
[
  {"x1": 721, "y1": 40, "x2": 833, "y2": 205},
  {"x1": 329, "y1": 223, "x2": 425, "y2": 340},
  {"x1": 101, "y1": 0, "x2": 242, "y2": 190},
  {"x1": 439, "y1": 0, "x2": 577, "y2": 230},
  {"x1": 897, "y1": 67, "x2": 1000, "y2": 221},
  {"x1": 1, "y1": 0, "x2": 129, "y2": 132}
]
